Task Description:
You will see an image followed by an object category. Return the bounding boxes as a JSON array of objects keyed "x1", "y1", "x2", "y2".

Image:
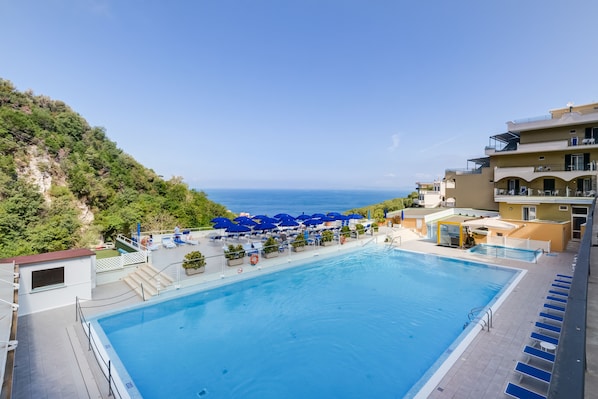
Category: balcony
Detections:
[
  {"x1": 494, "y1": 164, "x2": 597, "y2": 182},
  {"x1": 494, "y1": 186, "x2": 596, "y2": 204}
]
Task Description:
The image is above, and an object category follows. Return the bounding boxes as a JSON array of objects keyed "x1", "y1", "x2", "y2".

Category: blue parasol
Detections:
[
  {"x1": 253, "y1": 222, "x2": 277, "y2": 231},
  {"x1": 312, "y1": 213, "x2": 326, "y2": 218},
  {"x1": 303, "y1": 219, "x2": 323, "y2": 226},
  {"x1": 213, "y1": 221, "x2": 233, "y2": 229},
  {"x1": 274, "y1": 213, "x2": 295, "y2": 220},
  {"x1": 296, "y1": 214, "x2": 312, "y2": 221},
  {"x1": 211, "y1": 217, "x2": 231, "y2": 223},
  {"x1": 238, "y1": 219, "x2": 258, "y2": 227},
  {"x1": 347, "y1": 213, "x2": 363, "y2": 219},
  {"x1": 278, "y1": 219, "x2": 299, "y2": 227},
  {"x1": 226, "y1": 224, "x2": 251, "y2": 233}
]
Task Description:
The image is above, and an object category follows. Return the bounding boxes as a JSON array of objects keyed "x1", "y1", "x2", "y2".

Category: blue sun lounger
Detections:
[
  {"x1": 556, "y1": 273, "x2": 572, "y2": 279},
  {"x1": 505, "y1": 382, "x2": 547, "y2": 399},
  {"x1": 554, "y1": 278, "x2": 571, "y2": 285},
  {"x1": 551, "y1": 283, "x2": 570, "y2": 290},
  {"x1": 523, "y1": 345, "x2": 555, "y2": 363},
  {"x1": 536, "y1": 321, "x2": 561, "y2": 335},
  {"x1": 515, "y1": 362, "x2": 551, "y2": 384},
  {"x1": 546, "y1": 295, "x2": 567, "y2": 304},
  {"x1": 531, "y1": 331, "x2": 559, "y2": 346},
  {"x1": 539, "y1": 311, "x2": 563, "y2": 323},
  {"x1": 544, "y1": 303, "x2": 565, "y2": 312}
]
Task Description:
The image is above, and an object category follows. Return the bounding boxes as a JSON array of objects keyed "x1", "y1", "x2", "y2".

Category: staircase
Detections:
[{"x1": 124, "y1": 263, "x2": 174, "y2": 300}]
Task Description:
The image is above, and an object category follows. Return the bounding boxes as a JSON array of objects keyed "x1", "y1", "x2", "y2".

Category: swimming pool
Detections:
[
  {"x1": 92, "y1": 247, "x2": 520, "y2": 399},
  {"x1": 468, "y1": 244, "x2": 542, "y2": 263}
]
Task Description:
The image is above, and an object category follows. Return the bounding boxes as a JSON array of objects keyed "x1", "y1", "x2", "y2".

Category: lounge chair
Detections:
[
  {"x1": 515, "y1": 362, "x2": 551, "y2": 384},
  {"x1": 173, "y1": 236, "x2": 186, "y2": 246},
  {"x1": 531, "y1": 331, "x2": 559, "y2": 346},
  {"x1": 556, "y1": 274, "x2": 572, "y2": 279},
  {"x1": 162, "y1": 236, "x2": 176, "y2": 249},
  {"x1": 523, "y1": 345, "x2": 555, "y2": 364},
  {"x1": 504, "y1": 382, "x2": 547, "y2": 399},
  {"x1": 242, "y1": 242, "x2": 259, "y2": 256},
  {"x1": 554, "y1": 278, "x2": 571, "y2": 285},
  {"x1": 253, "y1": 242, "x2": 263, "y2": 252},
  {"x1": 544, "y1": 303, "x2": 565, "y2": 312},
  {"x1": 551, "y1": 282, "x2": 570, "y2": 290},
  {"x1": 182, "y1": 233, "x2": 199, "y2": 245},
  {"x1": 546, "y1": 295, "x2": 567, "y2": 304},
  {"x1": 539, "y1": 312, "x2": 563, "y2": 323},
  {"x1": 535, "y1": 321, "x2": 561, "y2": 335}
]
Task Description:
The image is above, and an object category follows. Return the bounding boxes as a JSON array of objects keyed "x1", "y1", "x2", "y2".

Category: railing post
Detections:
[
  {"x1": 75, "y1": 296, "x2": 78, "y2": 322},
  {"x1": 87, "y1": 323, "x2": 92, "y2": 351},
  {"x1": 108, "y1": 360, "x2": 113, "y2": 397},
  {"x1": 141, "y1": 283, "x2": 145, "y2": 301}
]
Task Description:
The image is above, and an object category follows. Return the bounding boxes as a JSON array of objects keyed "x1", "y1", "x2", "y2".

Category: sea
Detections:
[{"x1": 201, "y1": 188, "x2": 409, "y2": 216}]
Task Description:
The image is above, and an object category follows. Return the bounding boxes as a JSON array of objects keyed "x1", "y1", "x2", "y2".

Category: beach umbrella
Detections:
[
  {"x1": 211, "y1": 217, "x2": 231, "y2": 223},
  {"x1": 234, "y1": 216, "x2": 253, "y2": 222},
  {"x1": 303, "y1": 219, "x2": 323, "y2": 226},
  {"x1": 238, "y1": 219, "x2": 258, "y2": 227},
  {"x1": 347, "y1": 213, "x2": 363, "y2": 219},
  {"x1": 296, "y1": 214, "x2": 312, "y2": 221},
  {"x1": 278, "y1": 219, "x2": 299, "y2": 227},
  {"x1": 274, "y1": 213, "x2": 295, "y2": 220},
  {"x1": 253, "y1": 222, "x2": 277, "y2": 231},
  {"x1": 252, "y1": 215, "x2": 269, "y2": 221},
  {"x1": 225, "y1": 224, "x2": 251, "y2": 233},
  {"x1": 259, "y1": 217, "x2": 279, "y2": 224},
  {"x1": 212, "y1": 221, "x2": 233, "y2": 229},
  {"x1": 312, "y1": 213, "x2": 326, "y2": 218},
  {"x1": 319, "y1": 216, "x2": 335, "y2": 222}
]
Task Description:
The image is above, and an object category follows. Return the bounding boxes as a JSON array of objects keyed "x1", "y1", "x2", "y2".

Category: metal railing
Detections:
[{"x1": 547, "y1": 198, "x2": 595, "y2": 398}]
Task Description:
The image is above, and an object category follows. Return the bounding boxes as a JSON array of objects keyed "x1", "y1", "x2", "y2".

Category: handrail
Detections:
[
  {"x1": 75, "y1": 297, "x2": 123, "y2": 399},
  {"x1": 547, "y1": 198, "x2": 594, "y2": 398},
  {"x1": 467, "y1": 306, "x2": 493, "y2": 332}
]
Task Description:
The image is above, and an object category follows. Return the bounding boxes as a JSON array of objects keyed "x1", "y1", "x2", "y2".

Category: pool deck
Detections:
[{"x1": 12, "y1": 226, "x2": 598, "y2": 399}]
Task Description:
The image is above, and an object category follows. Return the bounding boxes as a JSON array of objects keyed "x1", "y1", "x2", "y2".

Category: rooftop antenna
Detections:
[{"x1": 567, "y1": 102, "x2": 574, "y2": 112}]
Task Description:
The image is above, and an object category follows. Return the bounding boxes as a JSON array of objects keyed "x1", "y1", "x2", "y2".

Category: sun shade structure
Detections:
[{"x1": 461, "y1": 218, "x2": 518, "y2": 230}]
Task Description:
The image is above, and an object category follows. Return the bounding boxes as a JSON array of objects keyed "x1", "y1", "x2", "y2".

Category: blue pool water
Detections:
[
  {"x1": 469, "y1": 244, "x2": 541, "y2": 263},
  {"x1": 95, "y1": 247, "x2": 518, "y2": 399}
]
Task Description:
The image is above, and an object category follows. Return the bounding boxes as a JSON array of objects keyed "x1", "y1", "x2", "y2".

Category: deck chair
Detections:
[
  {"x1": 162, "y1": 236, "x2": 176, "y2": 249},
  {"x1": 554, "y1": 278, "x2": 571, "y2": 285},
  {"x1": 539, "y1": 312, "x2": 563, "y2": 323},
  {"x1": 242, "y1": 242, "x2": 258, "y2": 256},
  {"x1": 548, "y1": 289, "x2": 568, "y2": 297},
  {"x1": 551, "y1": 282, "x2": 570, "y2": 290},
  {"x1": 543, "y1": 303, "x2": 565, "y2": 312},
  {"x1": 531, "y1": 331, "x2": 559, "y2": 346},
  {"x1": 556, "y1": 274, "x2": 572, "y2": 279},
  {"x1": 535, "y1": 321, "x2": 561, "y2": 335},
  {"x1": 182, "y1": 233, "x2": 199, "y2": 245},
  {"x1": 504, "y1": 382, "x2": 546, "y2": 399},
  {"x1": 523, "y1": 345, "x2": 555, "y2": 364},
  {"x1": 515, "y1": 362, "x2": 551, "y2": 384},
  {"x1": 546, "y1": 295, "x2": 567, "y2": 304}
]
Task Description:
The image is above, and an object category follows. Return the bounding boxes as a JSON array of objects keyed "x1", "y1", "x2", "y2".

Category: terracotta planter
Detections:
[
  {"x1": 227, "y1": 258, "x2": 244, "y2": 267},
  {"x1": 264, "y1": 252, "x2": 279, "y2": 259},
  {"x1": 293, "y1": 246, "x2": 305, "y2": 252},
  {"x1": 184, "y1": 266, "x2": 205, "y2": 276},
  {"x1": 321, "y1": 241, "x2": 333, "y2": 247}
]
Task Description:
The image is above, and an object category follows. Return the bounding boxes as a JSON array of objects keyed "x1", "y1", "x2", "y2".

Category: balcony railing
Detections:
[{"x1": 495, "y1": 188, "x2": 596, "y2": 197}]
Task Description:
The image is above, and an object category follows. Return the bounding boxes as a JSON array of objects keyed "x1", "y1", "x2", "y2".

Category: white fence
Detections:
[
  {"x1": 487, "y1": 235, "x2": 551, "y2": 253},
  {"x1": 96, "y1": 250, "x2": 148, "y2": 273}
]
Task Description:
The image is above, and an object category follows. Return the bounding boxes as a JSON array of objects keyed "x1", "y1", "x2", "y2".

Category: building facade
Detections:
[{"x1": 446, "y1": 102, "x2": 598, "y2": 243}]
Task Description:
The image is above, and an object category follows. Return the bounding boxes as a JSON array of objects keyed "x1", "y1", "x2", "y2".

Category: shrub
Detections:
[
  {"x1": 263, "y1": 237, "x2": 278, "y2": 254},
  {"x1": 224, "y1": 244, "x2": 245, "y2": 260},
  {"x1": 321, "y1": 230, "x2": 334, "y2": 242},
  {"x1": 182, "y1": 250, "x2": 206, "y2": 269},
  {"x1": 292, "y1": 234, "x2": 306, "y2": 248}
]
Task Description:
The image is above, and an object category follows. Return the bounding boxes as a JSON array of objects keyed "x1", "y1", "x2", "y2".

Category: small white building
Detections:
[{"x1": 1, "y1": 249, "x2": 96, "y2": 316}]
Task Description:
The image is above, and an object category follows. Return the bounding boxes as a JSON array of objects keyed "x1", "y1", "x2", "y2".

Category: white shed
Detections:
[{"x1": 1, "y1": 249, "x2": 95, "y2": 316}]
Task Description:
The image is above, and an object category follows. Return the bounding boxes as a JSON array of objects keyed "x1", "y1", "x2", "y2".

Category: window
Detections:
[
  {"x1": 32, "y1": 267, "x2": 65, "y2": 290},
  {"x1": 559, "y1": 205, "x2": 568, "y2": 211},
  {"x1": 565, "y1": 153, "x2": 589, "y2": 170},
  {"x1": 523, "y1": 206, "x2": 536, "y2": 221}
]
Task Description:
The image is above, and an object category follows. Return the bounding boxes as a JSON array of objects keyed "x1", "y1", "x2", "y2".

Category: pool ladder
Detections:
[{"x1": 466, "y1": 306, "x2": 493, "y2": 332}]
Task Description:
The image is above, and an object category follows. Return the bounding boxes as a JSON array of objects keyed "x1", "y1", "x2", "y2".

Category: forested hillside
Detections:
[{"x1": 0, "y1": 79, "x2": 232, "y2": 258}]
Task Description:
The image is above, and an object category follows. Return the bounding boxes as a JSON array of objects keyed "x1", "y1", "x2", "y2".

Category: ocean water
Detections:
[{"x1": 201, "y1": 188, "x2": 408, "y2": 216}]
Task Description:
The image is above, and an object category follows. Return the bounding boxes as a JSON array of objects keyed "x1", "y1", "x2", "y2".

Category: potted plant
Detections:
[
  {"x1": 321, "y1": 230, "x2": 334, "y2": 246},
  {"x1": 262, "y1": 236, "x2": 279, "y2": 258},
  {"x1": 292, "y1": 234, "x2": 307, "y2": 252},
  {"x1": 372, "y1": 224, "x2": 379, "y2": 235},
  {"x1": 341, "y1": 226, "x2": 351, "y2": 239},
  {"x1": 182, "y1": 250, "x2": 206, "y2": 275},
  {"x1": 355, "y1": 223, "x2": 365, "y2": 236},
  {"x1": 224, "y1": 244, "x2": 245, "y2": 267}
]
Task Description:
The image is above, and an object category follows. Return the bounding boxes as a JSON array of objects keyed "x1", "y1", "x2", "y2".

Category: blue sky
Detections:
[{"x1": 2, "y1": 1, "x2": 597, "y2": 191}]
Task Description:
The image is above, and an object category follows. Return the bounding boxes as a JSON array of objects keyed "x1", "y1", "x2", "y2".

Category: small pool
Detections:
[
  {"x1": 469, "y1": 244, "x2": 542, "y2": 263},
  {"x1": 92, "y1": 247, "x2": 520, "y2": 399}
]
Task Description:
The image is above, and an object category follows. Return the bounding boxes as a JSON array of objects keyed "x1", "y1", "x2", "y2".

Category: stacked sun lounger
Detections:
[{"x1": 504, "y1": 273, "x2": 572, "y2": 399}]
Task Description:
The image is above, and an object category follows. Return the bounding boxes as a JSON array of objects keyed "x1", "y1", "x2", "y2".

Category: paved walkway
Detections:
[{"x1": 11, "y1": 227, "x2": 597, "y2": 398}]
